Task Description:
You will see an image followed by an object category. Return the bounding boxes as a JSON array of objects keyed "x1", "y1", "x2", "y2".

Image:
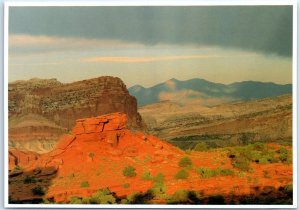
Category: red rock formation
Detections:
[
  {"x1": 8, "y1": 113, "x2": 293, "y2": 204},
  {"x1": 9, "y1": 77, "x2": 145, "y2": 152},
  {"x1": 9, "y1": 112, "x2": 182, "y2": 202},
  {"x1": 9, "y1": 149, "x2": 40, "y2": 171}
]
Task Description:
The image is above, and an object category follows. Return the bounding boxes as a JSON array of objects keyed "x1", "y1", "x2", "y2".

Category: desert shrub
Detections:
[
  {"x1": 264, "y1": 151, "x2": 277, "y2": 163},
  {"x1": 230, "y1": 143, "x2": 280, "y2": 167},
  {"x1": 24, "y1": 176, "x2": 37, "y2": 184},
  {"x1": 122, "y1": 165, "x2": 137, "y2": 177},
  {"x1": 69, "y1": 196, "x2": 82, "y2": 204},
  {"x1": 258, "y1": 157, "x2": 269, "y2": 164},
  {"x1": 170, "y1": 190, "x2": 189, "y2": 203},
  {"x1": 278, "y1": 147, "x2": 288, "y2": 162},
  {"x1": 68, "y1": 173, "x2": 75, "y2": 179},
  {"x1": 31, "y1": 186, "x2": 45, "y2": 196},
  {"x1": 88, "y1": 152, "x2": 95, "y2": 159},
  {"x1": 143, "y1": 155, "x2": 152, "y2": 163},
  {"x1": 193, "y1": 142, "x2": 208, "y2": 152},
  {"x1": 232, "y1": 156, "x2": 251, "y2": 171},
  {"x1": 168, "y1": 190, "x2": 202, "y2": 204},
  {"x1": 127, "y1": 190, "x2": 155, "y2": 204},
  {"x1": 81, "y1": 197, "x2": 91, "y2": 204},
  {"x1": 141, "y1": 171, "x2": 153, "y2": 181},
  {"x1": 178, "y1": 156, "x2": 193, "y2": 167},
  {"x1": 151, "y1": 173, "x2": 167, "y2": 194},
  {"x1": 80, "y1": 181, "x2": 89, "y2": 188},
  {"x1": 218, "y1": 168, "x2": 234, "y2": 176},
  {"x1": 123, "y1": 183, "x2": 130, "y2": 189},
  {"x1": 174, "y1": 169, "x2": 189, "y2": 179},
  {"x1": 196, "y1": 167, "x2": 233, "y2": 178},
  {"x1": 89, "y1": 188, "x2": 116, "y2": 204},
  {"x1": 196, "y1": 167, "x2": 218, "y2": 178},
  {"x1": 153, "y1": 172, "x2": 165, "y2": 183}
]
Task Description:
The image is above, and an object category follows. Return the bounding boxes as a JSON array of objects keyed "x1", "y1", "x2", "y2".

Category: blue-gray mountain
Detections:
[{"x1": 128, "y1": 78, "x2": 292, "y2": 106}]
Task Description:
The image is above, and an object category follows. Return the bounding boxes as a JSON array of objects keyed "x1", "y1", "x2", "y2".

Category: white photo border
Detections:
[{"x1": 3, "y1": 0, "x2": 298, "y2": 208}]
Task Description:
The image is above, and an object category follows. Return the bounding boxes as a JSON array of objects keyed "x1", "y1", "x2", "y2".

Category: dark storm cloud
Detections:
[{"x1": 9, "y1": 6, "x2": 293, "y2": 56}]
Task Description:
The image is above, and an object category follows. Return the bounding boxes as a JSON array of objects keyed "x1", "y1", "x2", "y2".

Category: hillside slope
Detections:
[
  {"x1": 139, "y1": 94, "x2": 292, "y2": 149},
  {"x1": 8, "y1": 113, "x2": 292, "y2": 204}
]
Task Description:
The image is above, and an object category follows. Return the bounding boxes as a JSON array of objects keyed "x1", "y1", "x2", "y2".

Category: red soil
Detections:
[{"x1": 9, "y1": 112, "x2": 293, "y2": 203}]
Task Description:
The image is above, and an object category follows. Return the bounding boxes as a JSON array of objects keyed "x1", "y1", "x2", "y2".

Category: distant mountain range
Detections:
[{"x1": 128, "y1": 78, "x2": 292, "y2": 106}]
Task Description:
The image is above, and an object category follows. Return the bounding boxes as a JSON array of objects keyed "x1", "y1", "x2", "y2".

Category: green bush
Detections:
[
  {"x1": 89, "y1": 189, "x2": 116, "y2": 204},
  {"x1": 196, "y1": 167, "x2": 218, "y2": 178},
  {"x1": 141, "y1": 171, "x2": 153, "y2": 180},
  {"x1": 278, "y1": 148, "x2": 288, "y2": 162},
  {"x1": 71, "y1": 189, "x2": 117, "y2": 204},
  {"x1": 69, "y1": 196, "x2": 82, "y2": 204},
  {"x1": 258, "y1": 157, "x2": 269, "y2": 164},
  {"x1": 153, "y1": 172, "x2": 165, "y2": 183},
  {"x1": 196, "y1": 167, "x2": 233, "y2": 178},
  {"x1": 252, "y1": 142, "x2": 267, "y2": 151},
  {"x1": 174, "y1": 169, "x2": 189, "y2": 179},
  {"x1": 218, "y1": 168, "x2": 234, "y2": 176},
  {"x1": 178, "y1": 156, "x2": 193, "y2": 167},
  {"x1": 151, "y1": 173, "x2": 167, "y2": 194},
  {"x1": 81, "y1": 197, "x2": 91, "y2": 204},
  {"x1": 80, "y1": 181, "x2": 89, "y2": 188},
  {"x1": 127, "y1": 190, "x2": 155, "y2": 204},
  {"x1": 88, "y1": 152, "x2": 95, "y2": 159},
  {"x1": 232, "y1": 156, "x2": 251, "y2": 171},
  {"x1": 193, "y1": 142, "x2": 208, "y2": 151},
  {"x1": 31, "y1": 186, "x2": 45, "y2": 196},
  {"x1": 170, "y1": 190, "x2": 189, "y2": 203},
  {"x1": 24, "y1": 176, "x2": 37, "y2": 184},
  {"x1": 168, "y1": 190, "x2": 201, "y2": 204},
  {"x1": 123, "y1": 165, "x2": 137, "y2": 177},
  {"x1": 123, "y1": 183, "x2": 130, "y2": 189}
]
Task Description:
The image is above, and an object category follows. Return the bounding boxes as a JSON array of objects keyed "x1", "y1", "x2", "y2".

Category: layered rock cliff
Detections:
[{"x1": 9, "y1": 77, "x2": 144, "y2": 152}]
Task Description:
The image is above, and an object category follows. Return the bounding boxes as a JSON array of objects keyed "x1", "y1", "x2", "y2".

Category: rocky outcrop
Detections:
[
  {"x1": 9, "y1": 112, "x2": 182, "y2": 202},
  {"x1": 9, "y1": 149, "x2": 40, "y2": 171},
  {"x1": 9, "y1": 76, "x2": 145, "y2": 152}
]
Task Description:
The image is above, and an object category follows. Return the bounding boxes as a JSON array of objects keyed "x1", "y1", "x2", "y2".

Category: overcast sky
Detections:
[{"x1": 8, "y1": 6, "x2": 293, "y2": 87}]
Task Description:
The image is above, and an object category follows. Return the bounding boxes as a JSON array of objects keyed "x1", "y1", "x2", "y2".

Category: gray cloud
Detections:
[{"x1": 9, "y1": 6, "x2": 292, "y2": 56}]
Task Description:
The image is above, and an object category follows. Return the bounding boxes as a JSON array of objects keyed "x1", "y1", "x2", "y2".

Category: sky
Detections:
[{"x1": 8, "y1": 6, "x2": 293, "y2": 88}]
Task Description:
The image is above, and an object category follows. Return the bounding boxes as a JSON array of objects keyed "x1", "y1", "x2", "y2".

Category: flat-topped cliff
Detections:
[{"x1": 9, "y1": 76, "x2": 144, "y2": 153}]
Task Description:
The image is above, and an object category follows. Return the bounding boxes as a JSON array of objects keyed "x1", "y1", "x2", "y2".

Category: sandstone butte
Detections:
[
  {"x1": 8, "y1": 76, "x2": 145, "y2": 153},
  {"x1": 9, "y1": 113, "x2": 292, "y2": 203}
]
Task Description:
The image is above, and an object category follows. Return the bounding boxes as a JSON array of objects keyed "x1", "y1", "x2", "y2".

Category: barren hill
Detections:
[{"x1": 139, "y1": 94, "x2": 292, "y2": 149}]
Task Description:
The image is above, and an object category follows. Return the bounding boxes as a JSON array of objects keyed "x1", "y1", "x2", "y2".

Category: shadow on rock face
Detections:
[{"x1": 9, "y1": 166, "x2": 58, "y2": 204}]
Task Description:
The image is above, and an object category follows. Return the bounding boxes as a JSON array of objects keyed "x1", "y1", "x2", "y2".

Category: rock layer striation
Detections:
[{"x1": 9, "y1": 77, "x2": 144, "y2": 152}]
